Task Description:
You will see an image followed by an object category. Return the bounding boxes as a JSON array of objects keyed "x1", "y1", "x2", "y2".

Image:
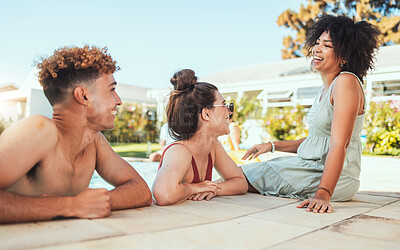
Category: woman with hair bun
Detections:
[
  {"x1": 152, "y1": 69, "x2": 248, "y2": 205},
  {"x1": 241, "y1": 15, "x2": 381, "y2": 213}
]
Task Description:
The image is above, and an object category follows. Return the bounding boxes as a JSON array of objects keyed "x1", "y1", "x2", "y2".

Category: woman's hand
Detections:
[
  {"x1": 191, "y1": 180, "x2": 221, "y2": 195},
  {"x1": 297, "y1": 195, "x2": 333, "y2": 213},
  {"x1": 188, "y1": 191, "x2": 216, "y2": 201},
  {"x1": 242, "y1": 143, "x2": 272, "y2": 160}
]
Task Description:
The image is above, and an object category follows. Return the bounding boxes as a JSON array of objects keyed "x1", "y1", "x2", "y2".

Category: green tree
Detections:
[{"x1": 277, "y1": 0, "x2": 400, "y2": 59}]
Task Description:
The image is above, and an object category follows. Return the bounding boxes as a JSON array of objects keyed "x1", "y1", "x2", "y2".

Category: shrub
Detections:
[
  {"x1": 263, "y1": 105, "x2": 308, "y2": 141},
  {"x1": 259, "y1": 100, "x2": 400, "y2": 157},
  {"x1": 0, "y1": 120, "x2": 6, "y2": 135},
  {"x1": 102, "y1": 102, "x2": 158, "y2": 143},
  {"x1": 364, "y1": 100, "x2": 400, "y2": 156},
  {"x1": 229, "y1": 96, "x2": 261, "y2": 126},
  {"x1": 0, "y1": 118, "x2": 12, "y2": 135}
]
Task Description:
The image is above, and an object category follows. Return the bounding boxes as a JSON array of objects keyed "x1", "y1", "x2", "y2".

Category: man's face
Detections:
[{"x1": 87, "y1": 74, "x2": 122, "y2": 131}]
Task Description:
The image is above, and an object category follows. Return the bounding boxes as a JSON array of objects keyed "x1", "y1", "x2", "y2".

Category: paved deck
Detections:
[{"x1": 1, "y1": 156, "x2": 400, "y2": 249}]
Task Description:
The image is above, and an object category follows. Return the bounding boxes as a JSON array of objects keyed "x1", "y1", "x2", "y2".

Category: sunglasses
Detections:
[{"x1": 211, "y1": 102, "x2": 234, "y2": 113}]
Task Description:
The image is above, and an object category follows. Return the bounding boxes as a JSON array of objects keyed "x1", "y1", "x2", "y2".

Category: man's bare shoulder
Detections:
[
  {"x1": 0, "y1": 115, "x2": 58, "y2": 147},
  {"x1": 93, "y1": 132, "x2": 113, "y2": 152}
]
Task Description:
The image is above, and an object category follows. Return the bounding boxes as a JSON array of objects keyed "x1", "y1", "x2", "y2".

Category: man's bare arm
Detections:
[
  {"x1": 0, "y1": 188, "x2": 111, "y2": 224},
  {"x1": 95, "y1": 133, "x2": 152, "y2": 210}
]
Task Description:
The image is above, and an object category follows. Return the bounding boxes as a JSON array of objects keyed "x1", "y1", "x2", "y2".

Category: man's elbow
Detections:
[
  {"x1": 138, "y1": 183, "x2": 152, "y2": 207},
  {"x1": 125, "y1": 179, "x2": 152, "y2": 207}
]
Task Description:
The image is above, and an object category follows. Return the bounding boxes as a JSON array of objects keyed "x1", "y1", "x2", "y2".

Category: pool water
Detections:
[
  {"x1": 89, "y1": 162, "x2": 159, "y2": 190},
  {"x1": 89, "y1": 161, "x2": 222, "y2": 190}
]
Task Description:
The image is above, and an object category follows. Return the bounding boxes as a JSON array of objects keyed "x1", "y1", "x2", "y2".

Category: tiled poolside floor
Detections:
[{"x1": 1, "y1": 156, "x2": 399, "y2": 250}]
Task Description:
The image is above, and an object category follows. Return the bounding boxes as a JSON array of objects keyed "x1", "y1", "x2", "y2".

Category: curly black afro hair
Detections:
[{"x1": 305, "y1": 15, "x2": 381, "y2": 81}]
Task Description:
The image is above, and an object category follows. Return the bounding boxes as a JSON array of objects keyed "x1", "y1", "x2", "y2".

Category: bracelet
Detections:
[
  {"x1": 269, "y1": 140, "x2": 275, "y2": 153},
  {"x1": 317, "y1": 187, "x2": 331, "y2": 197}
]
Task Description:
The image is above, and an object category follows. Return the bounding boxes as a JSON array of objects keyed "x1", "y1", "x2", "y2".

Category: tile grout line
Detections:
[{"x1": 361, "y1": 199, "x2": 399, "y2": 215}]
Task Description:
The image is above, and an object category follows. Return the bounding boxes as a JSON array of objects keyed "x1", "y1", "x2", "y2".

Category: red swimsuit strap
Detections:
[
  {"x1": 191, "y1": 157, "x2": 200, "y2": 183},
  {"x1": 158, "y1": 143, "x2": 213, "y2": 183},
  {"x1": 205, "y1": 153, "x2": 213, "y2": 181},
  {"x1": 157, "y1": 142, "x2": 181, "y2": 171}
]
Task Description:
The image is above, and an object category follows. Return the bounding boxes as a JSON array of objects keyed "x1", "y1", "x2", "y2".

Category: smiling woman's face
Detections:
[
  {"x1": 207, "y1": 91, "x2": 231, "y2": 136},
  {"x1": 312, "y1": 31, "x2": 341, "y2": 74}
]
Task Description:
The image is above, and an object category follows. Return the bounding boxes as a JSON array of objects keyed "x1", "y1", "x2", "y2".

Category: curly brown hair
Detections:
[
  {"x1": 37, "y1": 45, "x2": 120, "y2": 105},
  {"x1": 305, "y1": 15, "x2": 381, "y2": 81}
]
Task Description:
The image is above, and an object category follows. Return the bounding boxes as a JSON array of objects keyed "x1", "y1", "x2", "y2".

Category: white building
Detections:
[{"x1": 149, "y1": 44, "x2": 400, "y2": 122}]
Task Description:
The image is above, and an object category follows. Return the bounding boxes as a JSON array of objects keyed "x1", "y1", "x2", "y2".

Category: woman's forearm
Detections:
[
  {"x1": 316, "y1": 144, "x2": 346, "y2": 199},
  {"x1": 274, "y1": 137, "x2": 306, "y2": 153},
  {"x1": 216, "y1": 177, "x2": 248, "y2": 196}
]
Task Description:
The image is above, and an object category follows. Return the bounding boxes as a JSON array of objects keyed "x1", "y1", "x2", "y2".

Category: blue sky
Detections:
[{"x1": 0, "y1": 0, "x2": 305, "y2": 89}]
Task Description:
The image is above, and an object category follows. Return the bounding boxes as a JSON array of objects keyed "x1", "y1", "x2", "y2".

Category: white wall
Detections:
[{"x1": 26, "y1": 89, "x2": 53, "y2": 118}]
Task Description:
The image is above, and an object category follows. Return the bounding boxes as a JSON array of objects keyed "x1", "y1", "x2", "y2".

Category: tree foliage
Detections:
[
  {"x1": 277, "y1": 0, "x2": 400, "y2": 59},
  {"x1": 364, "y1": 100, "x2": 400, "y2": 156},
  {"x1": 0, "y1": 118, "x2": 12, "y2": 135},
  {"x1": 226, "y1": 95, "x2": 261, "y2": 126},
  {"x1": 263, "y1": 105, "x2": 309, "y2": 141},
  {"x1": 102, "y1": 102, "x2": 158, "y2": 143}
]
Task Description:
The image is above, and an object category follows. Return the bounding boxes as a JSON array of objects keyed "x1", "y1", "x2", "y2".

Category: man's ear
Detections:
[
  {"x1": 201, "y1": 108, "x2": 210, "y2": 121},
  {"x1": 73, "y1": 86, "x2": 90, "y2": 106}
]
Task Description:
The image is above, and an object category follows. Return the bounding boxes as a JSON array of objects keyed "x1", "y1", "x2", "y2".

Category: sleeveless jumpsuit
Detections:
[{"x1": 241, "y1": 72, "x2": 365, "y2": 201}]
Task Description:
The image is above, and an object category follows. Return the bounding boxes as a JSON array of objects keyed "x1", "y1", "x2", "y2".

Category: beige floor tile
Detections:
[
  {"x1": 248, "y1": 201, "x2": 379, "y2": 229},
  {"x1": 160, "y1": 199, "x2": 262, "y2": 220},
  {"x1": 38, "y1": 234, "x2": 205, "y2": 250},
  {"x1": 150, "y1": 216, "x2": 314, "y2": 250},
  {"x1": 325, "y1": 215, "x2": 400, "y2": 242},
  {"x1": 270, "y1": 230, "x2": 400, "y2": 250},
  {"x1": 94, "y1": 205, "x2": 214, "y2": 234},
  {"x1": 366, "y1": 200, "x2": 400, "y2": 220},
  {"x1": 0, "y1": 219, "x2": 122, "y2": 250},
  {"x1": 357, "y1": 191, "x2": 400, "y2": 198},
  {"x1": 351, "y1": 193, "x2": 399, "y2": 205},
  {"x1": 214, "y1": 192, "x2": 297, "y2": 209}
]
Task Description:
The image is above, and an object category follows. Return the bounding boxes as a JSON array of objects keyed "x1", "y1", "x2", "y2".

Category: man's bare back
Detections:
[{"x1": 0, "y1": 46, "x2": 152, "y2": 224}]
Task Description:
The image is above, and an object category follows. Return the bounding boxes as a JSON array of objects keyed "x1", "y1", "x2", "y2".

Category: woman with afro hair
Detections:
[{"x1": 241, "y1": 15, "x2": 381, "y2": 213}]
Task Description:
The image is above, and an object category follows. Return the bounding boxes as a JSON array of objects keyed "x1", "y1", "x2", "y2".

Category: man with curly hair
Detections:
[{"x1": 0, "y1": 45, "x2": 152, "y2": 223}]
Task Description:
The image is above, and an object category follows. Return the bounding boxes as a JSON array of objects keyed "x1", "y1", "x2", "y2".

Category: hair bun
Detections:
[{"x1": 170, "y1": 69, "x2": 197, "y2": 91}]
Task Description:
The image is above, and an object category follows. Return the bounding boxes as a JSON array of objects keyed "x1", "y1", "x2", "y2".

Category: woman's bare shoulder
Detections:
[{"x1": 161, "y1": 143, "x2": 193, "y2": 167}]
